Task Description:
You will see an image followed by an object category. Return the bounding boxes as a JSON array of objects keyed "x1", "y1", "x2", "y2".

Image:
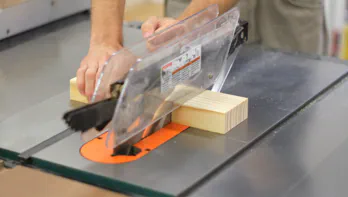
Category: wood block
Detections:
[
  {"x1": 69, "y1": 77, "x2": 248, "y2": 134},
  {"x1": 70, "y1": 77, "x2": 88, "y2": 104},
  {"x1": 172, "y1": 90, "x2": 248, "y2": 134},
  {"x1": 0, "y1": 166, "x2": 126, "y2": 197}
]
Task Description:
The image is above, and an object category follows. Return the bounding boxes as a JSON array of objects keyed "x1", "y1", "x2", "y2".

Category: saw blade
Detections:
[
  {"x1": 63, "y1": 98, "x2": 117, "y2": 132},
  {"x1": 63, "y1": 80, "x2": 124, "y2": 132}
]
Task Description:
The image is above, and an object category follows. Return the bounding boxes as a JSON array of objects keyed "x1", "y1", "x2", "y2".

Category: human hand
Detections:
[
  {"x1": 76, "y1": 44, "x2": 121, "y2": 101},
  {"x1": 141, "y1": 16, "x2": 180, "y2": 38},
  {"x1": 140, "y1": 11, "x2": 217, "y2": 48},
  {"x1": 141, "y1": 17, "x2": 187, "y2": 51},
  {"x1": 92, "y1": 48, "x2": 137, "y2": 101}
]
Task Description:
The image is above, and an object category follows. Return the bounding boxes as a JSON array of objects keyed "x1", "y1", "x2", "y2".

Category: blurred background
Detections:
[{"x1": 1, "y1": 0, "x2": 348, "y2": 59}]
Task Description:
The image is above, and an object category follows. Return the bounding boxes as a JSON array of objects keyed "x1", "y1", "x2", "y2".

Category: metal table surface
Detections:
[
  {"x1": 189, "y1": 77, "x2": 348, "y2": 197},
  {"x1": 31, "y1": 46, "x2": 348, "y2": 197},
  {"x1": 0, "y1": 13, "x2": 142, "y2": 156},
  {"x1": 1, "y1": 12, "x2": 348, "y2": 197}
]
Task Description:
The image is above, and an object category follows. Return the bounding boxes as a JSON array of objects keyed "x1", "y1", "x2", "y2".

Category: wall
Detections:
[
  {"x1": 0, "y1": 0, "x2": 27, "y2": 9},
  {"x1": 124, "y1": 0, "x2": 164, "y2": 22}
]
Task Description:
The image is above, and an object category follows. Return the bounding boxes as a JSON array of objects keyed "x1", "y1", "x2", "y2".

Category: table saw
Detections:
[{"x1": 1, "y1": 8, "x2": 348, "y2": 197}]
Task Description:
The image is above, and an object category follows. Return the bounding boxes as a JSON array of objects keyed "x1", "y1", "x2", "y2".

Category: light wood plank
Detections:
[
  {"x1": 172, "y1": 90, "x2": 248, "y2": 134},
  {"x1": 69, "y1": 77, "x2": 248, "y2": 134},
  {"x1": 70, "y1": 77, "x2": 88, "y2": 104}
]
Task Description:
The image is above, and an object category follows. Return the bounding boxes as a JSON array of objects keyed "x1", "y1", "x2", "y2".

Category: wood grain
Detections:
[
  {"x1": 70, "y1": 77, "x2": 88, "y2": 104},
  {"x1": 172, "y1": 90, "x2": 248, "y2": 134}
]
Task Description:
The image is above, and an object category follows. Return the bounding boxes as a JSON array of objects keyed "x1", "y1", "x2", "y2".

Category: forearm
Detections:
[
  {"x1": 90, "y1": 0, "x2": 126, "y2": 49},
  {"x1": 177, "y1": 0, "x2": 239, "y2": 20}
]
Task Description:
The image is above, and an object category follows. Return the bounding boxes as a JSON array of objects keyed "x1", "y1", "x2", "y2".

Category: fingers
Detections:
[
  {"x1": 154, "y1": 19, "x2": 178, "y2": 33},
  {"x1": 141, "y1": 16, "x2": 159, "y2": 38},
  {"x1": 143, "y1": 17, "x2": 181, "y2": 52},
  {"x1": 77, "y1": 60, "x2": 99, "y2": 101},
  {"x1": 93, "y1": 63, "x2": 107, "y2": 102},
  {"x1": 76, "y1": 65, "x2": 87, "y2": 95},
  {"x1": 76, "y1": 44, "x2": 122, "y2": 102},
  {"x1": 146, "y1": 23, "x2": 185, "y2": 51},
  {"x1": 108, "y1": 51, "x2": 134, "y2": 85},
  {"x1": 85, "y1": 67, "x2": 98, "y2": 101}
]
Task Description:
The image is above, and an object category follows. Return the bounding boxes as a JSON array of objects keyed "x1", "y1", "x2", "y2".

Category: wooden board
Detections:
[
  {"x1": 70, "y1": 77, "x2": 88, "y2": 104},
  {"x1": 172, "y1": 90, "x2": 248, "y2": 134},
  {"x1": 69, "y1": 77, "x2": 248, "y2": 134},
  {"x1": 0, "y1": 166, "x2": 126, "y2": 197}
]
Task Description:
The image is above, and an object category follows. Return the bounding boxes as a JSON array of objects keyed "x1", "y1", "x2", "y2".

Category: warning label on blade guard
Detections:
[{"x1": 161, "y1": 45, "x2": 201, "y2": 93}]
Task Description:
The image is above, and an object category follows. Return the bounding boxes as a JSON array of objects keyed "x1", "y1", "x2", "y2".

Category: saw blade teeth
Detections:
[{"x1": 62, "y1": 98, "x2": 117, "y2": 132}]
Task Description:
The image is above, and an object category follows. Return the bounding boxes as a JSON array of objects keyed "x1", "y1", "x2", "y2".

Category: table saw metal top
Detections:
[
  {"x1": 0, "y1": 14, "x2": 143, "y2": 155},
  {"x1": 1, "y1": 12, "x2": 348, "y2": 197}
]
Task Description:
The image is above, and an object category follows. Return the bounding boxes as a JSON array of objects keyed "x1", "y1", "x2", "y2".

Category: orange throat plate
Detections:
[{"x1": 80, "y1": 123, "x2": 189, "y2": 164}]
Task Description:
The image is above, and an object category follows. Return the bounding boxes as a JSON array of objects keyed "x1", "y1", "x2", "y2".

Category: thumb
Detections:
[{"x1": 141, "y1": 16, "x2": 159, "y2": 38}]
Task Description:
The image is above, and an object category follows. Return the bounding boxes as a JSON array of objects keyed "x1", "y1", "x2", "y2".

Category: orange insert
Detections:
[{"x1": 80, "y1": 123, "x2": 189, "y2": 164}]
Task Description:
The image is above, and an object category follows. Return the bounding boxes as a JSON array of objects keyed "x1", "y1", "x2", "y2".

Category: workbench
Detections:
[{"x1": 1, "y1": 13, "x2": 348, "y2": 197}]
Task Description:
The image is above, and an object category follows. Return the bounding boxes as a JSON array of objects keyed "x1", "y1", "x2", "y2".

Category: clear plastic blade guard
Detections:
[{"x1": 91, "y1": 5, "x2": 241, "y2": 149}]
